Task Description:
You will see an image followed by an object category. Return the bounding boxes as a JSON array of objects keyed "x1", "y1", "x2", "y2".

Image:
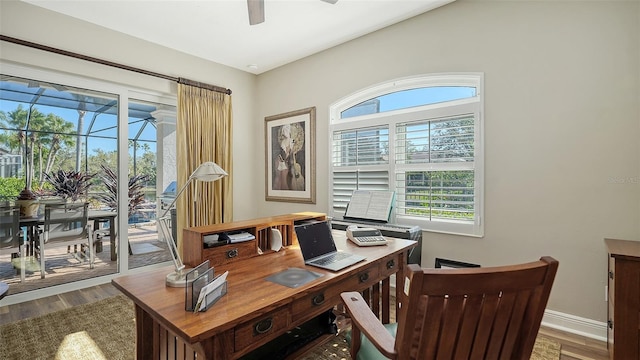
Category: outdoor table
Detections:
[{"x1": 19, "y1": 210, "x2": 119, "y2": 261}]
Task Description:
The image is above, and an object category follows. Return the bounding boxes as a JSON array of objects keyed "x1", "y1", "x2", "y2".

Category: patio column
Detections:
[{"x1": 152, "y1": 109, "x2": 176, "y2": 242}]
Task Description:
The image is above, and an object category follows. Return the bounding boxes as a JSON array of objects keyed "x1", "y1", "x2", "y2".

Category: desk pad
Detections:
[{"x1": 265, "y1": 268, "x2": 324, "y2": 288}]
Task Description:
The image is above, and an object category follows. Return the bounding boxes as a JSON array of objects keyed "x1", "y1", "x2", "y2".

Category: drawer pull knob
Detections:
[
  {"x1": 386, "y1": 260, "x2": 395, "y2": 269},
  {"x1": 227, "y1": 249, "x2": 239, "y2": 259},
  {"x1": 359, "y1": 272, "x2": 369, "y2": 283},
  {"x1": 312, "y1": 294, "x2": 325, "y2": 306},
  {"x1": 254, "y1": 318, "x2": 273, "y2": 335}
]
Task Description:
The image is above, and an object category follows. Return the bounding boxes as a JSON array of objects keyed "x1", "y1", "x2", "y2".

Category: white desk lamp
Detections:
[{"x1": 158, "y1": 161, "x2": 228, "y2": 287}]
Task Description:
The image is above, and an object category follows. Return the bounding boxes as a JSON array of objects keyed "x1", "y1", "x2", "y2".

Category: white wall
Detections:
[
  {"x1": 0, "y1": 0, "x2": 260, "y2": 221},
  {"x1": 255, "y1": 0, "x2": 640, "y2": 330}
]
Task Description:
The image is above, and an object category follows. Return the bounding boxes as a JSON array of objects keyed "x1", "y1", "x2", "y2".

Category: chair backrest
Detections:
[
  {"x1": 44, "y1": 202, "x2": 89, "y2": 243},
  {"x1": 395, "y1": 256, "x2": 558, "y2": 360},
  {"x1": 0, "y1": 205, "x2": 21, "y2": 250}
]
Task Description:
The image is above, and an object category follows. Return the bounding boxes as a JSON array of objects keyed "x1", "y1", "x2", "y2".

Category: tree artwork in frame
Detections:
[{"x1": 265, "y1": 107, "x2": 316, "y2": 203}]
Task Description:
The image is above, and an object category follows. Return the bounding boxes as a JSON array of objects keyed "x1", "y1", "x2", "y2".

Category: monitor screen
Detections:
[{"x1": 295, "y1": 221, "x2": 336, "y2": 260}]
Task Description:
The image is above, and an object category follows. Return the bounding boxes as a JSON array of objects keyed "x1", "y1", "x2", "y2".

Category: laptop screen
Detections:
[{"x1": 295, "y1": 221, "x2": 337, "y2": 260}]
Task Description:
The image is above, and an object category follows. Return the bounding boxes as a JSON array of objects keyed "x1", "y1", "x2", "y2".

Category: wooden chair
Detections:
[
  {"x1": 36, "y1": 202, "x2": 94, "y2": 279},
  {"x1": 340, "y1": 256, "x2": 558, "y2": 360},
  {"x1": 0, "y1": 205, "x2": 25, "y2": 282}
]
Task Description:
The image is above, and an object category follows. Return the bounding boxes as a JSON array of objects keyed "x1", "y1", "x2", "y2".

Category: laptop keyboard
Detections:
[{"x1": 313, "y1": 252, "x2": 351, "y2": 265}]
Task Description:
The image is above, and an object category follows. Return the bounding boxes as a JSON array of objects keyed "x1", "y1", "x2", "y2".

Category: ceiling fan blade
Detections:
[
  {"x1": 247, "y1": 0, "x2": 265, "y2": 25},
  {"x1": 320, "y1": 0, "x2": 338, "y2": 4}
]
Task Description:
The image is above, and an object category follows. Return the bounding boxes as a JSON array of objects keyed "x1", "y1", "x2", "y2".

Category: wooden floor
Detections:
[{"x1": 0, "y1": 283, "x2": 610, "y2": 360}]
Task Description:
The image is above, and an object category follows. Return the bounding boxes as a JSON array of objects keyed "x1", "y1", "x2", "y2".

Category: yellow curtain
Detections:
[{"x1": 176, "y1": 84, "x2": 233, "y2": 254}]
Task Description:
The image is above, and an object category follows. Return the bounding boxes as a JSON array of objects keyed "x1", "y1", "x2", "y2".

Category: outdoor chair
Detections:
[
  {"x1": 0, "y1": 205, "x2": 25, "y2": 282},
  {"x1": 341, "y1": 256, "x2": 558, "y2": 360},
  {"x1": 36, "y1": 202, "x2": 94, "y2": 279}
]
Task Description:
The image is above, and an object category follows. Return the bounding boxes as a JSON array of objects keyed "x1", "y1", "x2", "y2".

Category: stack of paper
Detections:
[
  {"x1": 195, "y1": 271, "x2": 229, "y2": 312},
  {"x1": 227, "y1": 232, "x2": 255, "y2": 243}
]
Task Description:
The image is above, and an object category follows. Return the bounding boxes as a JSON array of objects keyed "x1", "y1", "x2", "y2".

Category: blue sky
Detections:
[{"x1": 0, "y1": 99, "x2": 157, "y2": 156}]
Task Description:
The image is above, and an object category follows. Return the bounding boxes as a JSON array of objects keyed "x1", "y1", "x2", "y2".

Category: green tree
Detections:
[
  {"x1": 133, "y1": 150, "x2": 157, "y2": 186},
  {"x1": 0, "y1": 177, "x2": 26, "y2": 200},
  {"x1": 0, "y1": 104, "x2": 76, "y2": 190},
  {"x1": 38, "y1": 113, "x2": 76, "y2": 186},
  {"x1": 0, "y1": 105, "x2": 30, "y2": 153}
]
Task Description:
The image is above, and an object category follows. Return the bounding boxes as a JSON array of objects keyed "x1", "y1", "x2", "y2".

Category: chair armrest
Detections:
[{"x1": 340, "y1": 291, "x2": 397, "y2": 359}]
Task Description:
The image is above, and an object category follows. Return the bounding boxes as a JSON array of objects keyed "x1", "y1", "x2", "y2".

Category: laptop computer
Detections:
[{"x1": 295, "y1": 220, "x2": 366, "y2": 271}]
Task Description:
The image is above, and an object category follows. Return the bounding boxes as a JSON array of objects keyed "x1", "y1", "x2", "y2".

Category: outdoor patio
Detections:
[{"x1": 0, "y1": 222, "x2": 172, "y2": 295}]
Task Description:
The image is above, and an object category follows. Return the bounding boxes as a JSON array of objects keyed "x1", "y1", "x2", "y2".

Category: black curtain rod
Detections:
[{"x1": 0, "y1": 35, "x2": 232, "y2": 95}]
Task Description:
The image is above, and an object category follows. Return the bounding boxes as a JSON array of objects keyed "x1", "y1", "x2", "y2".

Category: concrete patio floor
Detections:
[{"x1": 0, "y1": 223, "x2": 172, "y2": 295}]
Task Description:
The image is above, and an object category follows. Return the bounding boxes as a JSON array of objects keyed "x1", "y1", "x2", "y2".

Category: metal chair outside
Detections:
[
  {"x1": 0, "y1": 205, "x2": 25, "y2": 282},
  {"x1": 36, "y1": 202, "x2": 94, "y2": 279}
]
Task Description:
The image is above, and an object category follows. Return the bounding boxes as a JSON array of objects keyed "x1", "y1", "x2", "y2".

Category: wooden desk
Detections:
[{"x1": 112, "y1": 231, "x2": 416, "y2": 360}]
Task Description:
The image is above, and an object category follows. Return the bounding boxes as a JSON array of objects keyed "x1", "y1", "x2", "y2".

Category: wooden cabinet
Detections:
[
  {"x1": 605, "y1": 238, "x2": 640, "y2": 360},
  {"x1": 182, "y1": 212, "x2": 326, "y2": 268}
]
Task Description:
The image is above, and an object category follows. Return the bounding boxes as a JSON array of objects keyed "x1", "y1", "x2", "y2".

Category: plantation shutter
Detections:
[
  {"x1": 395, "y1": 114, "x2": 476, "y2": 222},
  {"x1": 332, "y1": 169, "x2": 389, "y2": 213},
  {"x1": 332, "y1": 125, "x2": 389, "y2": 214}
]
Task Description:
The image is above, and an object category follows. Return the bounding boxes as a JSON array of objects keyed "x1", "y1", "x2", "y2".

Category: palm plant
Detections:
[{"x1": 94, "y1": 164, "x2": 150, "y2": 217}]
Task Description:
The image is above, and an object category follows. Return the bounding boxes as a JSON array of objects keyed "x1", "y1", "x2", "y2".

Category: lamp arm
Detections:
[
  {"x1": 158, "y1": 215, "x2": 184, "y2": 272},
  {"x1": 160, "y1": 177, "x2": 195, "y2": 219},
  {"x1": 158, "y1": 177, "x2": 195, "y2": 273}
]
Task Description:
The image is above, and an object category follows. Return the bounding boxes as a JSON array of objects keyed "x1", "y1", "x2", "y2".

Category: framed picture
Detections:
[
  {"x1": 434, "y1": 258, "x2": 480, "y2": 269},
  {"x1": 265, "y1": 107, "x2": 316, "y2": 203}
]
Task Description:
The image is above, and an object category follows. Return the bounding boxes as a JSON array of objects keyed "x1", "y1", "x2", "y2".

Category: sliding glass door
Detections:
[{"x1": 0, "y1": 70, "x2": 176, "y2": 294}]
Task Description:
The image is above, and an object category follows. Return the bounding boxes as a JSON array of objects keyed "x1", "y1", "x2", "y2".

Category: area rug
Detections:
[
  {"x1": 0, "y1": 294, "x2": 560, "y2": 360},
  {"x1": 300, "y1": 332, "x2": 561, "y2": 360},
  {"x1": 0, "y1": 295, "x2": 135, "y2": 360}
]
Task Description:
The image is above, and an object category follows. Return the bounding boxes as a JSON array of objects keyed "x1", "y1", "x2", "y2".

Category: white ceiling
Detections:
[{"x1": 22, "y1": 0, "x2": 453, "y2": 75}]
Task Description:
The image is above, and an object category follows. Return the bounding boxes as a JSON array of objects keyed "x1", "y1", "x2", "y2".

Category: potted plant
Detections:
[
  {"x1": 94, "y1": 164, "x2": 150, "y2": 218},
  {"x1": 16, "y1": 187, "x2": 39, "y2": 218},
  {"x1": 43, "y1": 170, "x2": 95, "y2": 203}
]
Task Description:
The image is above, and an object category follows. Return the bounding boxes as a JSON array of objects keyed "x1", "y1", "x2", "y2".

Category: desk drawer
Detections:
[
  {"x1": 203, "y1": 240, "x2": 257, "y2": 266},
  {"x1": 291, "y1": 265, "x2": 379, "y2": 321},
  {"x1": 379, "y1": 254, "x2": 400, "y2": 279},
  {"x1": 235, "y1": 307, "x2": 290, "y2": 352}
]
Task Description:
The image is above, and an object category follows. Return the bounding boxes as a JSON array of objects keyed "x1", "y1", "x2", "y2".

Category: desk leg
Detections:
[
  {"x1": 193, "y1": 334, "x2": 233, "y2": 359},
  {"x1": 381, "y1": 277, "x2": 390, "y2": 323},
  {"x1": 395, "y1": 251, "x2": 408, "y2": 322},
  {"x1": 135, "y1": 304, "x2": 155, "y2": 360},
  {"x1": 372, "y1": 282, "x2": 381, "y2": 320},
  {"x1": 134, "y1": 304, "x2": 232, "y2": 360}
]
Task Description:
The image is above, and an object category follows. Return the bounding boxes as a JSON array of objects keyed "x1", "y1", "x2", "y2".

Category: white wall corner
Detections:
[{"x1": 542, "y1": 309, "x2": 607, "y2": 343}]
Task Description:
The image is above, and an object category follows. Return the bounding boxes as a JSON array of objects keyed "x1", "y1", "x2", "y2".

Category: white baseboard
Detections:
[{"x1": 542, "y1": 309, "x2": 607, "y2": 343}]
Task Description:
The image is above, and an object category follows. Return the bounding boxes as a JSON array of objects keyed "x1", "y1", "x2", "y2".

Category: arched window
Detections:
[{"x1": 329, "y1": 73, "x2": 484, "y2": 237}]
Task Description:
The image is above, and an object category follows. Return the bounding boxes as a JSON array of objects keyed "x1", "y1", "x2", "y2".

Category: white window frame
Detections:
[{"x1": 329, "y1": 73, "x2": 484, "y2": 237}]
